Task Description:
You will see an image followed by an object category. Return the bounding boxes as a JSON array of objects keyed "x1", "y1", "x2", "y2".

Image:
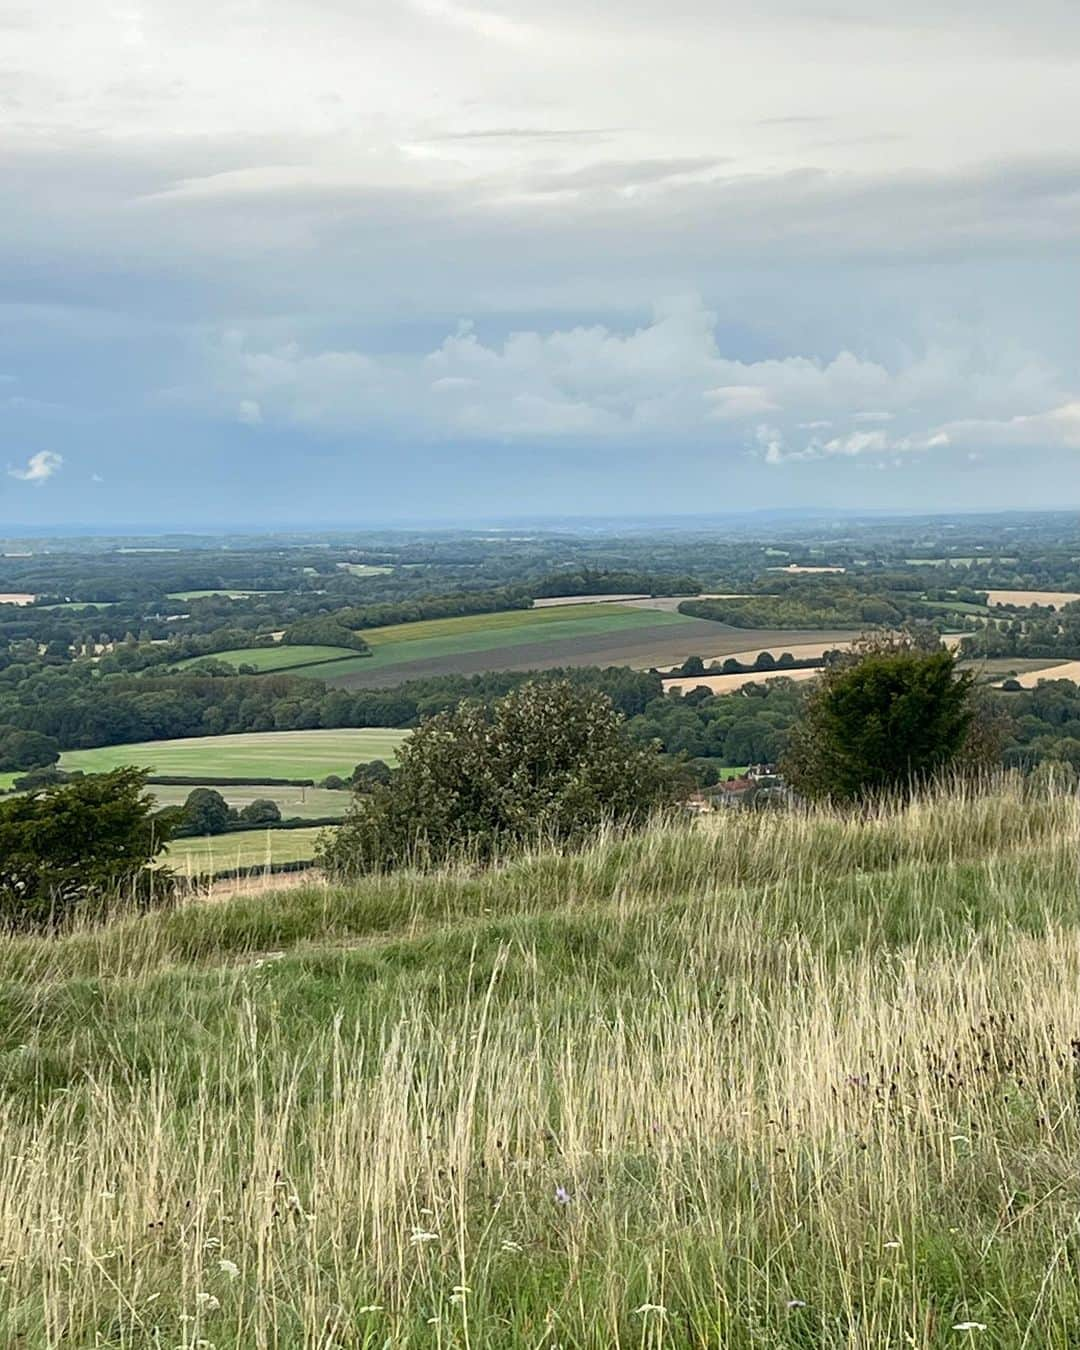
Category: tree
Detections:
[
  {"x1": 320, "y1": 679, "x2": 675, "y2": 877},
  {"x1": 0, "y1": 726, "x2": 60, "y2": 772},
  {"x1": 351, "y1": 759, "x2": 394, "y2": 792},
  {"x1": 239, "y1": 798, "x2": 282, "y2": 825},
  {"x1": 182, "y1": 787, "x2": 233, "y2": 835},
  {"x1": 782, "y1": 634, "x2": 986, "y2": 803},
  {"x1": 0, "y1": 768, "x2": 172, "y2": 927}
]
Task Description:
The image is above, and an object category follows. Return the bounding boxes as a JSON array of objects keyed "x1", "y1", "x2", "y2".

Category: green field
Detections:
[
  {"x1": 60, "y1": 729, "x2": 407, "y2": 779},
  {"x1": 147, "y1": 783, "x2": 351, "y2": 818},
  {"x1": 336, "y1": 563, "x2": 393, "y2": 577},
  {"x1": 5, "y1": 784, "x2": 1080, "y2": 1342},
  {"x1": 167, "y1": 825, "x2": 332, "y2": 875},
  {"x1": 176, "y1": 644, "x2": 361, "y2": 673},
  {"x1": 296, "y1": 604, "x2": 699, "y2": 680}
]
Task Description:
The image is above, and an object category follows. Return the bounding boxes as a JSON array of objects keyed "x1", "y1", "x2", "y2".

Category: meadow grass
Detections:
[
  {"x1": 3, "y1": 780, "x2": 1080, "y2": 1345},
  {"x1": 60, "y1": 728, "x2": 407, "y2": 779},
  {"x1": 166, "y1": 824, "x2": 335, "y2": 875},
  {"x1": 174, "y1": 644, "x2": 361, "y2": 673}
]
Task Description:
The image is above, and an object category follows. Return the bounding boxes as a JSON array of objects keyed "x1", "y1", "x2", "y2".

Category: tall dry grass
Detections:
[{"x1": 0, "y1": 776, "x2": 1079, "y2": 1345}]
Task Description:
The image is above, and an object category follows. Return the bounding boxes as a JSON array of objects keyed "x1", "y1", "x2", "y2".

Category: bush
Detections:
[
  {"x1": 320, "y1": 680, "x2": 675, "y2": 877},
  {"x1": 182, "y1": 788, "x2": 233, "y2": 835},
  {"x1": 0, "y1": 725, "x2": 60, "y2": 772},
  {"x1": 239, "y1": 798, "x2": 282, "y2": 825},
  {"x1": 0, "y1": 768, "x2": 172, "y2": 927},
  {"x1": 782, "y1": 634, "x2": 989, "y2": 803}
]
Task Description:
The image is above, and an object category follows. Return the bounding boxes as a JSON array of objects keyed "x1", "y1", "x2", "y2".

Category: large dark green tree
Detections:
[
  {"x1": 782, "y1": 635, "x2": 995, "y2": 803},
  {"x1": 320, "y1": 679, "x2": 675, "y2": 876},
  {"x1": 0, "y1": 768, "x2": 172, "y2": 926}
]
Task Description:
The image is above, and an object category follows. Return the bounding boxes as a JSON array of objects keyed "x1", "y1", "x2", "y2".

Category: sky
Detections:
[{"x1": 2, "y1": 0, "x2": 1080, "y2": 527}]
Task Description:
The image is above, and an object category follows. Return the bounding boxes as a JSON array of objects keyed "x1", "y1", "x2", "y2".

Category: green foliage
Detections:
[
  {"x1": 0, "y1": 768, "x2": 171, "y2": 926},
  {"x1": 181, "y1": 787, "x2": 233, "y2": 835},
  {"x1": 320, "y1": 679, "x2": 675, "y2": 876},
  {"x1": 279, "y1": 618, "x2": 371, "y2": 652},
  {"x1": 238, "y1": 797, "x2": 282, "y2": 825},
  {"x1": 0, "y1": 725, "x2": 59, "y2": 772},
  {"x1": 783, "y1": 637, "x2": 979, "y2": 802},
  {"x1": 350, "y1": 758, "x2": 393, "y2": 792}
]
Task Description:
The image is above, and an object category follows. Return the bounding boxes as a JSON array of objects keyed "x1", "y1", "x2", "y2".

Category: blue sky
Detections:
[{"x1": 3, "y1": 0, "x2": 1080, "y2": 526}]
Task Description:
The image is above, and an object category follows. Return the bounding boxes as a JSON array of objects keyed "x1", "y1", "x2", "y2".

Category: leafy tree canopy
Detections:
[
  {"x1": 782, "y1": 634, "x2": 993, "y2": 802},
  {"x1": 320, "y1": 679, "x2": 675, "y2": 876},
  {"x1": 0, "y1": 768, "x2": 172, "y2": 927}
]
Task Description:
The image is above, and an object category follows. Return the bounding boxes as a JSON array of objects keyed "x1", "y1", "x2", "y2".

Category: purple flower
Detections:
[{"x1": 554, "y1": 1185, "x2": 571, "y2": 1206}]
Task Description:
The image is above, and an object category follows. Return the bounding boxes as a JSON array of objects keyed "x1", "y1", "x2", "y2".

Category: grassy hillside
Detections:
[
  {"x1": 3, "y1": 783, "x2": 1080, "y2": 1344},
  {"x1": 60, "y1": 728, "x2": 407, "y2": 779}
]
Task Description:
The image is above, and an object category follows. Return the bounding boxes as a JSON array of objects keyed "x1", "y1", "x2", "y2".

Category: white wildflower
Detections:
[
  {"x1": 218, "y1": 1259, "x2": 239, "y2": 1280},
  {"x1": 195, "y1": 1292, "x2": 220, "y2": 1312},
  {"x1": 953, "y1": 1323, "x2": 987, "y2": 1333},
  {"x1": 409, "y1": 1228, "x2": 439, "y2": 1245},
  {"x1": 357, "y1": 1305, "x2": 383, "y2": 1314},
  {"x1": 633, "y1": 1303, "x2": 667, "y2": 1315},
  {"x1": 786, "y1": 1299, "x2": 807, "y2": 1309},
  {"x1": 883, "y1": 1240, "x2": 901, "y2": 1250},
  {"x1": 501, "y1": 1239, "x2": 523, "y2": 1252}
]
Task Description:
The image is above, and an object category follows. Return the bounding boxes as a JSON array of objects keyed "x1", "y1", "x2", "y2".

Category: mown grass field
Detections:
[
  {"x1": 175, "y1": 643, "x2": 361, "y2": 673},
  {"x1": 167, "y1": 825, "x2": 332, "y2": 875},
  {"x1": 60, "y1": 728, "x2": 406, "y2": 779},
  {"x1": 148, "y1": 783, "x2": 351, "y2": 818},
  {"x1": 3, "y1": 782, "x2": 1080, "y2": 1344}
]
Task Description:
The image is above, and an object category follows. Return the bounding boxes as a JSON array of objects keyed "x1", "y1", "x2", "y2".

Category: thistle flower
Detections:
[{"x1": 554, "y1": 1185, "x2": 571, "y2": 1206}]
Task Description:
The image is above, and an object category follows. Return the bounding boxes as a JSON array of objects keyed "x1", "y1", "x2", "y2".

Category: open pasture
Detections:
[
  {"x1": 147, "y1": 783, "x2": 351, "y2": 818},
  {"x1": 176, "y1": 644, "x2": 361, "y2": 673},
  {"x1": 167, "y1": 825, "x2": 331, "y2": 876},
  {"x1": 60, "y1": 729, "x2": 406, "y2": 780}
]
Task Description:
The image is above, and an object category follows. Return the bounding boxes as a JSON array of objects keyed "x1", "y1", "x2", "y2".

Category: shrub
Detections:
[
  {"x1": 320, "y1": 679, "x2": 675, "y2": 877},
  {"x1": 239, "y1": 798, "x2": 282, "y2": 825},
  {"x1": 782, "y1": 633, "x2": 991, "y2": 803},
  {"x1": 0, "y1": 768, "x2": 172, "y2": 927},
  {"x1": 182, "y1": 788, "x2": 233, "y2": 835}
]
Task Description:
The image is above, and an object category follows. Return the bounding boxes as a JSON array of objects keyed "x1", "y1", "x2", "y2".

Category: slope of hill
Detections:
[{"x1": 1, "y1": 783, "x2": 1078, "y2": 1344}]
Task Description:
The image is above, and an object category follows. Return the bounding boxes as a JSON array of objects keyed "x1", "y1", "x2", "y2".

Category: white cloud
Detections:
[
  {"x1": 8, "y1": 450, "x2": 63, "y2": 484},
  {"x1": 208, "y1": 298, "x2": 1076, "y2": 472},
  {"x1": 237, "y1": 398, "x2": 262, "y2": 425}
]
